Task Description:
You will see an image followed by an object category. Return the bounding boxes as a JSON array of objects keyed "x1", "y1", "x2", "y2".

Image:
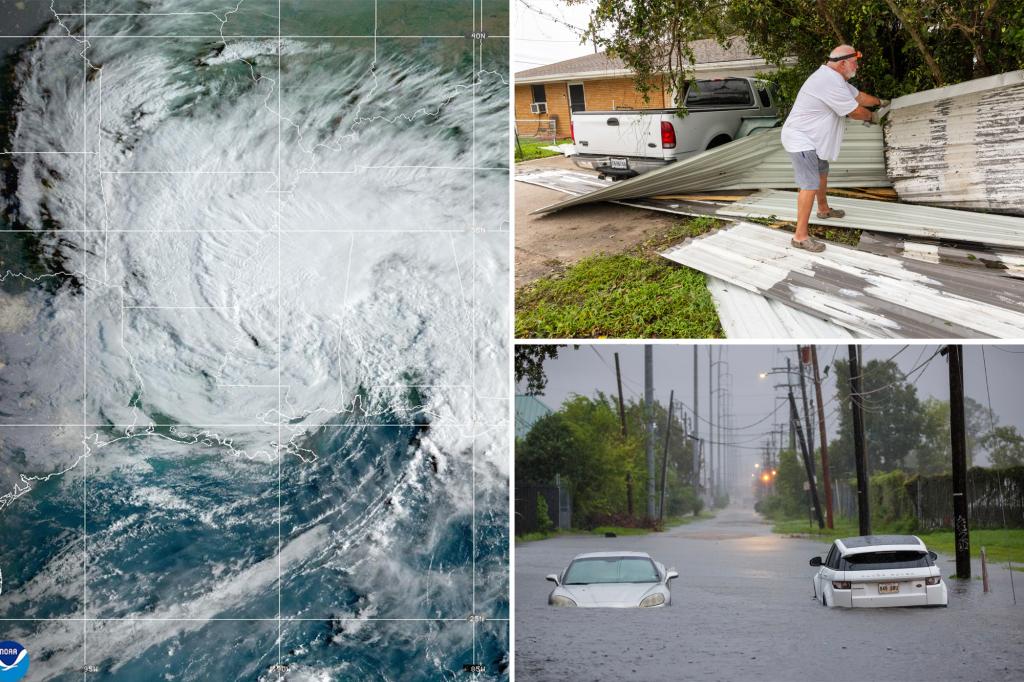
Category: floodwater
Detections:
[{"x1": 516, "y1": 506, "x2": 1024, "y2": 681}]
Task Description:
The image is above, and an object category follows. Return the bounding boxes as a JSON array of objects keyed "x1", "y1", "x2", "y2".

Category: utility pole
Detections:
[
  {"x1": 645, "y1": 346, "x2": 656, "y2": 521},
  {"x1": 681, "y1": 412, "x2": 689, "y2": 481},
  {"x1": 810, "y1": 345, "x2": 834, "y2": 529},
  {"x1": 786, "y1": 357, "x2": 795, "y2": 452},
  {"x1": 692, "y1": 348, "x2": 699, "y2": 488},
  {"x1": 797, "y1": 346, "x2": 815, "y2": 457},
  {"x1": 708, "y1": 347, "x2": 714, "y2": 501},
  {"x1": 945, "y1": 344, "x2": 971, "y2": 578},
  {"x1": 790, "y1": 390, "x2": 825, "y2": 528},
  {"x1": 615, "y1": 351, "x2": 632, "y2": 517},
  {"x1": 659, "y1": 390, "x2": 674, "y2": 522},
  {"x1": 614, "y1": 352, "x2": 627, "y2": 437},
  {"x1": 848, "y1": 345, "x2": 871, "y2": 535}
]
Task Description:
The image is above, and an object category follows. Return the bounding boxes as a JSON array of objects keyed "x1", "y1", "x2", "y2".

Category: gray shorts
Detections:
[{"x1": 788, "y1": 150, "x2": 830, "y2": 190}]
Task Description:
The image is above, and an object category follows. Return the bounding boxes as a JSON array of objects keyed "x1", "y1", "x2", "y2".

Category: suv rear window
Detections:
[
  {"x1": 684, "y1": 79, "x2": 754, "y2": 107},
  {"x1": 840, "y1": 551, "x2": 933, "y2": 571}
]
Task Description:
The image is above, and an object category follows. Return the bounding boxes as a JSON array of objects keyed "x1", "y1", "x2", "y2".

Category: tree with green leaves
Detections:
[
  {"x1": 982, "y1": 425, "x2": 1024, "y2": 468},
  {"x1": 514, "y1": 345, "x2": 563, "y2": 396},
  {"x1": 829, "y1": 357, "x2": 925, "y2": 478},
  {"x1": 567, "y1": 0, "x2": 1024, "y2": 112},
  {"x1": 916, "y1": 396, "x2": 992, "y2": 474}
]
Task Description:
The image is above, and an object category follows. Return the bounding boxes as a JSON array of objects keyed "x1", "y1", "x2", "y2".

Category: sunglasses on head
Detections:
[{"x1": 828, "y1": 51, "x2": 862, "y2": 62}]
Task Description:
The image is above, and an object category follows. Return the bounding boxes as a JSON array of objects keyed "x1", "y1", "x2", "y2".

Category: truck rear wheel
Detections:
[{"x1": 707, "y1": 135, "x2": 732, "y2": 150}]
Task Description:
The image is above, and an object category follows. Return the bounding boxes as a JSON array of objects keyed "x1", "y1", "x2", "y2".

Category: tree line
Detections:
[{"x1": 516, "y1": 392, "x2": 711, "y2": 529}]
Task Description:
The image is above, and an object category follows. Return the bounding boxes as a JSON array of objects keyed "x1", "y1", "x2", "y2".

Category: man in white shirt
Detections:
[{"x1": 780, "y1": 45, "x2": 885, "y2": 252}]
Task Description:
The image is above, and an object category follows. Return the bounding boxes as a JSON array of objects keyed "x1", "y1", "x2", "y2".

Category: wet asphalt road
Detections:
[{"x1": 515, "y1": 506, "x2": 1024, "y2": 681}]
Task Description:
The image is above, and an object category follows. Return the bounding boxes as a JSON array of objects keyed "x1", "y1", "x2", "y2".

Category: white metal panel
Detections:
[
  {"x1": 885, "y1": 71, "x2": 1024, "y2": 215},
  {"x1": 534, "y1": 121, "x2": 890, "y2": 214},
  {"x1": 716, "y1": 190, "x2": 1024, "y2": 248},
  {"x1": 662, "y1": 222, "x2": 1024, "y2": 338},
  {"x1": 706, "y1": 277, "x2": 857, "y2": 339}
]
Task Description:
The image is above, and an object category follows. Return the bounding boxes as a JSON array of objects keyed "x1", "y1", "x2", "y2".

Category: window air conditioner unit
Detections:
[{"x1": 530, "y1": 102, "x2": 548, "y2": 114}]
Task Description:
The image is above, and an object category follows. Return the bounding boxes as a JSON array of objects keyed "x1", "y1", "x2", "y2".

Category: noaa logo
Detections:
[{"x1": 0, "y1": 641, "x2": 29, "y2": 681}]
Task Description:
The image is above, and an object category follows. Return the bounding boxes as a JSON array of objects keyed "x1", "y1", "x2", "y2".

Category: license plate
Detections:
[
  {"x1": 610, "y1": 158, "x2": 628, "y2": 170},
  {"x1": 878, "y1": 583, "x2": 899, "y2": 594}
]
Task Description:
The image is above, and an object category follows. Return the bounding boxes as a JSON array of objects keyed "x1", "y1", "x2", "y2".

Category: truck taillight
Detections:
[
  {"x1": 570, "y1": 121, "x2": 575, "y2": 143},
  {"x1": 832, "y1": 581, "x2": 851, "y2": 590},
  {"x1": 661, "y1": 121, "x2": 676, "y2": 149},
  {"x1": 925, "y1": 576, "x2": 941, "y2": 585}
]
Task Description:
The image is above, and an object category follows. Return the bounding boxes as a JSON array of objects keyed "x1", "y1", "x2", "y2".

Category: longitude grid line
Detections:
[
  {"x1": 81, "y1": 0, "x2": 89, "y2": 678},
  {"x1": 277, "y1": 0, "x2": 283, "y2": 677},
  {"x1": 471, "y1": 0, "x2": 477, "y2": 672}
]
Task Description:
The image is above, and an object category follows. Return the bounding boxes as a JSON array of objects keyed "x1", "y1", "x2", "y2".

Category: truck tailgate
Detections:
[{"x1": 573, "y1": 113, "x2": 668, "y2": 160}]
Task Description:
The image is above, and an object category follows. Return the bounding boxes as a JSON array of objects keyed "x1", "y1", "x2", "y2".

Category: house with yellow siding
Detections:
[{"x1": 515, "y1": 37, "x2": 776, "y2": 139}]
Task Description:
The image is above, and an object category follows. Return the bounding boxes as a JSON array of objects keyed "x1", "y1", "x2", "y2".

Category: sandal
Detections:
[
  {"x1": 791, "y1": 237, "x2": 826, "y2": 253},
  {"x1": 816, "y1": 208, "x2": 846, "y2": 219}
]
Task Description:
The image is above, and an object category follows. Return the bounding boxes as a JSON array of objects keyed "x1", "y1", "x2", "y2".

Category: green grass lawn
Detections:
[
  {"x1": 515, "y1": 217, "x2": 725, "y2": 338},
  {"x1": 515, "y1": 137, "x2": 572, "y2": 162},
  {"x1": 771, "y1": 517, "x2": 1024, "y2": 567}
]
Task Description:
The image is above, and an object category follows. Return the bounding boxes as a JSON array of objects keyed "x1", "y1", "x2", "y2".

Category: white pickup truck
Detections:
[{"x1": 571, "y1": 77, "x2": 780, "y2": 179}]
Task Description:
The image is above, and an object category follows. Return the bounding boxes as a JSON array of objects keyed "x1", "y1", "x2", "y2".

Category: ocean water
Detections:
[{"x1": 0, "y1": 1, "x2": 509, "y2": 679}]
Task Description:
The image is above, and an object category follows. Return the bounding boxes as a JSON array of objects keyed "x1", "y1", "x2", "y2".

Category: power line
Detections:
[{"x1": 517, "y1": 0, "x2": 589, "y2": 37}]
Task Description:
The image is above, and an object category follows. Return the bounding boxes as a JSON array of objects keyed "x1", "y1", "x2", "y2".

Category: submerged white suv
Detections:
[{"x1": 810, "y1": 535, "x2": 948, "y2": 608}]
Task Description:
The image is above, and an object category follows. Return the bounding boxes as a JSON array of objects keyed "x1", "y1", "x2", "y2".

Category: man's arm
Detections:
[
  {"x1": 847, "y1": 105, "x2": 873, "y2": 121},
  {"x1": 855, "y1": 92, "x2": 881, "y2": 107}
]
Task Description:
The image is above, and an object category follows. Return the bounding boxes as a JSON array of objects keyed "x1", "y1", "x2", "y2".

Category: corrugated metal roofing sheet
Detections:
[
  {"x1": 855, "y1": 233, "x2": 1024, "y2": 278},
  {"x1": 516, "y1": 168, "x2": 735, "y2": 219},
  {"x1": 717, "y1": 190, "x2": 1024, "y2": 248},
  {"x1": 661, "y1": 222, "x2": 1024, "y2": 338},
  {"x1": 534, "y1": 121, "x2": 890, "y2": 215},
  {"x1": 885, "y1": 70, "x2": 1024, "y2": 216},
  {"x1": 706, "y1": 276, "x2": 857, "y2": 339}
]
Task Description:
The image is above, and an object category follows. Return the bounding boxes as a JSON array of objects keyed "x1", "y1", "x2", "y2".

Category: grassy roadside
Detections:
[
  {"x1": 515, "y1": 138, "x2": 572, "y2": 162},
  {"x1": 517, "y1": 511, "x2": 714, "y2": 544},
  {"x1": 515, "y1": 216, "x2": 725, "y2": 338},
  {"x1": 771, "y1": 517, "x2": 1024, "y2": 568}
]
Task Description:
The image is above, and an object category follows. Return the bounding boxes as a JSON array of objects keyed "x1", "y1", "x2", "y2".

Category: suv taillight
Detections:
[
  {"x1": 661, "y1": 121, "x2": 676, "y2": 149},
  {"x1": 832, "y1": 581, "x2": 851, "y2": 590},
  {"x1": 925, "y1": 576, "x2": 941, "y2": 585},
  {"x1": 570, "y1": 121, "x2": 575, "y2": 143}
]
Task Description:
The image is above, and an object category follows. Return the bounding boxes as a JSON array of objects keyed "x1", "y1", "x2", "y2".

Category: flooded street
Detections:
[{"x1": 515, "y1": 506, "x2": 1024, "y2": 681}]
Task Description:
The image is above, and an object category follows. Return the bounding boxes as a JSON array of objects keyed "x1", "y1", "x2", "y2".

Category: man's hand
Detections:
[
  {"x1": 878, "y1": 98, "x2": 891, "y2": 108},
  {"x1": 869, "y1": 108, "x2": 887, "y2": 125}
]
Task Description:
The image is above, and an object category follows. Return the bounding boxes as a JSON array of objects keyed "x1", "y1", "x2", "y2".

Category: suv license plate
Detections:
[
  {"x1": 878, "y1": 583, "x2": 899, "y2": 594},
  {"x1": 610, "y1": 158, "x2": 628, "y2": 170}
]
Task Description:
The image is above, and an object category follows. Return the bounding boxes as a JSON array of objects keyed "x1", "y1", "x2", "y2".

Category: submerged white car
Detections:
[
  {"x1": 810, "y1": 535, "x2": 948, "y2": 608},
  {"x1": 546, "y1": 551, "x2": 678, "y2": 608}
]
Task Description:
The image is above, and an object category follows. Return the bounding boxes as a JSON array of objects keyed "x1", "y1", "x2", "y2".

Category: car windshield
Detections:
[
  {"x1": 563, "y1": 557, "x2": 660, "y2": 585},
  {"x1": 840, "y1": 551, "x2": 932, "y2": 571}
]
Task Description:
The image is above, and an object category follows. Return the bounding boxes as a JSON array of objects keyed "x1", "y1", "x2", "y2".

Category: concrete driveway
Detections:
[
  {"x1": 514, "y1": 156, "x2": 682, "y2": 288},
  {"x1": 515, "y1": 505, "x2": 1024, "y2": 681}
]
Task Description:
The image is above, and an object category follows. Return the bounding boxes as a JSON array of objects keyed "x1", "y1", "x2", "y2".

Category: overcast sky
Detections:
[
  {"x1": 517, "y1": 344, "x2": 1024, "y2": 486},
  {"x1": 512, "y1": 0, "x2": 601, "y2": 74}
]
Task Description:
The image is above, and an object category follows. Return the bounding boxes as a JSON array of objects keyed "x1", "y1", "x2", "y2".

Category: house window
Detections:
[
  {"x1": 531, "y1": 84, "x2": 547, "y2": 103},
  {"x1": 568, "y1": 83, "x2": 586, "y2": 112}
]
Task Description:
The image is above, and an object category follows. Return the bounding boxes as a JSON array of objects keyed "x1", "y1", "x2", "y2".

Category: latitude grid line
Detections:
[{"x1": 2, "y1": 0, "x2": 508, "y2": 675}]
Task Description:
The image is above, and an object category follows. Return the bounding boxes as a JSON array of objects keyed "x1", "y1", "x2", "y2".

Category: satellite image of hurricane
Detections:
[{"x1": 0, "y1": 1, "x2": 509, "y2": 679}]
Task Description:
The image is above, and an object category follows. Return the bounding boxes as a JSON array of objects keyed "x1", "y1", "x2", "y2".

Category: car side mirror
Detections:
[
  {"x1": 665, "y1": 570, "x2": 679, "y2": 581},
  {"x1": 545, "y1": 574, "x2": 560, "y2": 585},
  {"x1": 809, "y1": 556, "x2": 823, "y2": 567},
  {"x1": 928, "y1": 551, "x2": 937, "y2": 561}
]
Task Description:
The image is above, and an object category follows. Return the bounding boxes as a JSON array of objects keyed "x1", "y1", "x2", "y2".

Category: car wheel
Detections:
[{"x1": 822, "y1": 592, "x2": 828, "y2": 607}]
